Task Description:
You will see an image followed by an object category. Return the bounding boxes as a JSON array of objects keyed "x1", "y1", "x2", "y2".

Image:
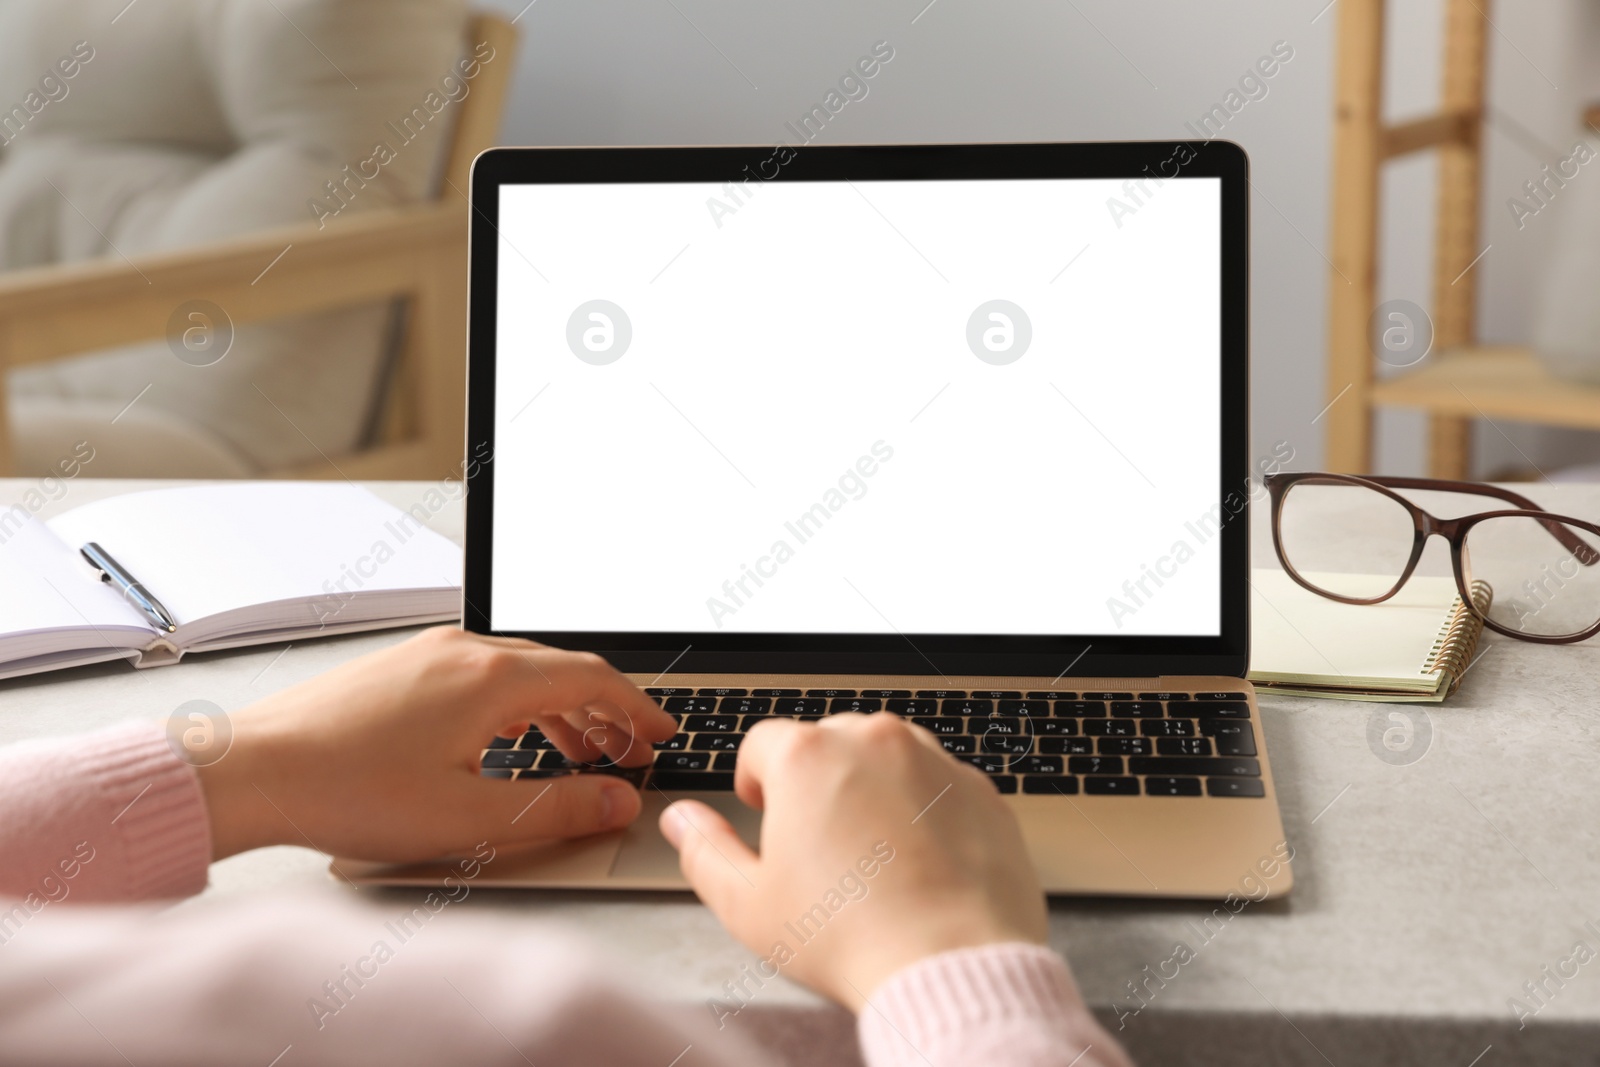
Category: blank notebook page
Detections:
[
  {"x1": 0, "y1": 517, "x2": 149, "y2": 637},
  {"x1": 44, "y1": 484, "x2": 461, "y2": 627}
]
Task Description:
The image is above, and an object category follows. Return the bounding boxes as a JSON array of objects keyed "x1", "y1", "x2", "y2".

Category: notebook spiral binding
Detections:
[{"x1": 1422, "y1": 579, "x2": 1493, "y2": 694}]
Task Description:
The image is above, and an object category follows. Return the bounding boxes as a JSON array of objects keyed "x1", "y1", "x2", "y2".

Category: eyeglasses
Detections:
[{"x1": 1264, "y1": 472, "x2": 1600, "y2": 644}]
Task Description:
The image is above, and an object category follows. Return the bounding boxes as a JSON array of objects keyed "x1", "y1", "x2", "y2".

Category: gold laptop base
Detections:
[{"x1": 339, "y1": 675, "x2": 1292, "y2": 900}]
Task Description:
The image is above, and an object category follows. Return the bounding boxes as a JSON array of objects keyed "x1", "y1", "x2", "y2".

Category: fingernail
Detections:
[{"x1": 660, "y1": 802, "x2": 686, "y2": 848}]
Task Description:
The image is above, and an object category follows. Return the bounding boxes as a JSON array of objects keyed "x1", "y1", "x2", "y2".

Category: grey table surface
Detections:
[{"x1": 4, "y1": 478, "x2": 1598, "y2": 1067}]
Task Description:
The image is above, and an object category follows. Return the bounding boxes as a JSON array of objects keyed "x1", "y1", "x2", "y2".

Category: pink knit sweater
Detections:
[{"x1": 0, "y1": 723, "x2": 1134, "y2": 1066}]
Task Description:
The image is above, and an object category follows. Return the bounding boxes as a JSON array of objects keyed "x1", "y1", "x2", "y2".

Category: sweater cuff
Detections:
[
  {"x1": 858, "y1": 942, "x2": 1103, "y2": 1066},
  {"x1": 79, "y1": 722, "x2": 213, "y2": 899}
]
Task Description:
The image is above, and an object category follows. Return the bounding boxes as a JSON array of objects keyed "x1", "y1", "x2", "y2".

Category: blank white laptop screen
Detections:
[{"x1": 490, "y1": 177, "x2": 1222, "y2": 637}]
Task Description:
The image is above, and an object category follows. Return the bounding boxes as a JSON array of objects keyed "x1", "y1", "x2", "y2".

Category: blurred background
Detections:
[{"x1": 3, "y1": 0, "x2": 1599, "y2": 484}]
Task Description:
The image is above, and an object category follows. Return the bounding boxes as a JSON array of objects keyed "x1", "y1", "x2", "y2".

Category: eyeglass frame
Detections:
[{"x1": 1263, "y1": 472, "x2": 1600, "y2": 645}]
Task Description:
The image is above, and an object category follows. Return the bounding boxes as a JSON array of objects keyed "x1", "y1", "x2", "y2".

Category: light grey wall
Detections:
[{"x1": 478, "y1": 0, "x2": 1600, "y2": 478}]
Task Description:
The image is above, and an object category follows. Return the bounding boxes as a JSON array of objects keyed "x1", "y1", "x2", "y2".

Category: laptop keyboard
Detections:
[{"x1": 480, "y1": 687, "x2": 1265, "y2": 799}]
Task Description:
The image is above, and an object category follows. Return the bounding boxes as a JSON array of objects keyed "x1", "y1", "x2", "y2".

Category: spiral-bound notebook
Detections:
[{"x1": 1248, "y1": 568, "x2": 1492, "y2": 703}]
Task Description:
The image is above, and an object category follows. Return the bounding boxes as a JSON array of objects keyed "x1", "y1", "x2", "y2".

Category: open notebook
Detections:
[
  {"x1": 1248, "y1": 568, "x2": 1491, "y2": 703},
  {"x1": 0, "y1": 484, "x2": 461, "y2": 681}
]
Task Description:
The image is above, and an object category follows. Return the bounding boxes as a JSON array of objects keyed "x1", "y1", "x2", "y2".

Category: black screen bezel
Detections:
[{"x1": 463, "y1": 142, "x2": 1250, "y2": 678}]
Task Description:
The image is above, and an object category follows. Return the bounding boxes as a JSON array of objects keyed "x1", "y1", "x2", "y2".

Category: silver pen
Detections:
[{"x1": 80, "y1": 542, "x2": 178, "y2": 633}]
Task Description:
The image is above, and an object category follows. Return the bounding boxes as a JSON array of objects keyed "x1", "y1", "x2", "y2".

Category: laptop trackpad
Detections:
[{"x1": 611, "y1": 792, "x2": 763, "y2": 882}]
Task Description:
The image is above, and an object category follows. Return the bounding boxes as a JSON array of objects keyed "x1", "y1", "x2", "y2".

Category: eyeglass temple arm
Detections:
[{"x1": 1360, "y1": 476, "x2": 1600, "y2": 566}]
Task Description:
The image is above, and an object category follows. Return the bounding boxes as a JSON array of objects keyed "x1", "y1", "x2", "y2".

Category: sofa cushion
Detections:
[{"x1": 0, "y1": 0, "x2": 471, "y2": 474}]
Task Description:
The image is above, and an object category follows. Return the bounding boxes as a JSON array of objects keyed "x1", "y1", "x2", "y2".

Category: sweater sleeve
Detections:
[
  {"x1": 0, "y1": 894, "x2": 781, "y2": 1067},
  {"x1": 858, "y1": 943, "x2": 1137, "y2": 1067},
  {"x1": 0, "y1": 722, "x2": 211, "y2": 904}
]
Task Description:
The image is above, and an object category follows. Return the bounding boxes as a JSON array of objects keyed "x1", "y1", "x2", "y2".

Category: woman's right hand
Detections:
[{"x1": 659, "y1": 712, "x2": 1048, "y2": 1011}]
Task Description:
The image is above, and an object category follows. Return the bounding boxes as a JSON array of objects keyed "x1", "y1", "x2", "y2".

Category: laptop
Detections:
[{"x1": 343, "y1": 141, "x2": 1293, "y2": 899}]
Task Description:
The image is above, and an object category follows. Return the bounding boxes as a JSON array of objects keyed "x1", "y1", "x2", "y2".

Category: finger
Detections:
[
  {"x1": 452, "y1": 771, "x2": 641, "y2": 843},
  {"x1": 540, "y1": 716, "x2": 603, "y2": 763},
  {"x1": 660, "y1": 799, "x2": 760, "y2": 925},
  {"x1": 497, "y1": 649, "x2": 674, "y2": 740},
  {"x1": 560, "y1": 700, "x2": 669, "y2": 767},
  {"x1": 731, "y1": 717, "x2": 807, "y2": 811},
  {"x1": 565, "y1": 696, "x2": 677, "y2": 745}
]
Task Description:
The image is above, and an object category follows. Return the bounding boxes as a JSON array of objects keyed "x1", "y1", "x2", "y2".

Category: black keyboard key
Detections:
[
  {"x1": 977, "y1": 735, "x2": 1031, "y2": 756},
  {"x1": 913, "y1": 716, "x2": 963, "y2": 736},
  {"x1": 1035, "y1": 719, "x2": 1079, "y2": 735},
  {"x1": 1197, "y1": 691, "x2": 1249, "y2": 701},
  {"x1": 1084, "y1": 719, "x2": 1136, "y2": 737},
  {"x1": 1012, "y1": 755, "x2": 1064, "y2": 775},
  {"x1": 487, "y1": 736, "x2": 515, "y2": 749},
  {"x1": 655, "y1": 752, "x2": 712, "y2": 772},
  {"x1": 1203, "y1": 721, "x2": 1257, "y2": 756},
  {"x1": 807, "y1": 688, "x2": 856, "y2": 698},
  {"x1": 519, "y1": 732, "x2": 553, "y2": 750},
  {"x1": 991, "y1": 775, "x2": 1019, "y2": 794},
  {"x1": 941, "y1": 699, "x2": 993, "y2": 716},
  {"x1": 1169, "y1": 700, "x2": 1251, "y2": 718},
  {"x1": 652, "y1": 771, "x2": 736, "y2": 791},
  {"x1": 1207, "y1": 777, "x2": 1266, "y2": 797},
  {"x1": 645, "y1": 687, "x2": 692, "y2": 697},
  {"x1": 691, "y1": 733, "x2": 744, "y2": 751},
  {"x1": 665, "y1": 696, "x2": 719, "y2": 714},
  {"x1": 712, "y1": 752, "x2": 740, "y2": 771},
  {"x1": 1053, "y1": 701, "x2": 1107, "y2": 718},
  {"x1": 1140, "y1": 691, "x2": 1185, "y2": 701},
  {"x1": 1141, "y1": 718, "x2": 1194, "y2": 736},
  {"x1": 1158, "y1": 737, "x2": 1212, "y2": 756},
  {"x1": 970, "y1": 690, "x2": 1022, "y2": 699},
  {"x1": 719, "y1": 698, "x2": 771, "y2": 716},
  {"x1": 917, "y1": 689, "x2": 969, "y2": 699},
  {"x1": 517, "y1": 768, "x2": 569, "y2": 780},
  {"x1": 1145, "y1": 776, "x2": 1203, "y2": 797},
  {"x1": 481, "y1": 768, "x2": 514, "y2": 779},
  {"x1": 537, "y1": 750, "x2": 585, "y2": 770},
  {"x1": 752, "y1": 688, "x2": 802, "y2": 697},
  {"x1": 482, "y1": 749, "x2": 537, "y2": 770},
  {"x1": 1197, "y1": 704, "x2": 1252, "y2": 719},
  {"x1": 887, "y1": 698, "x2": 941, "y2": 715},
  {"x1": 773, "y1": 698, "x2": 827, "y2": 716},
  {"x1": 1085, "y1": 776, "x2": 1140, "y2": 795},
  {"x1": 1081, "y1": 691, "x2": 1134, "y2": 701},
  {"x1": 1027, "y1": 691, "x2": 1077, "y2": 700},
  {"x1": 684, "y1": 714, "x2": 740, "y2": 733},
  {"x1": 939, "y1": 736, "x2": 975, "y2": 754},
  {"x1": 1039, "y1": 737, "x2": 1094, "y2": 755},
  {"x1": 1023, "y1": 774, "x2": 1080, "y2": 795},
  {"x1": 971, "y1": 716, "x2": 1024, "y2": 735},
  {"x1": 1069, "y1": 755, "x2": 1124, "y2": 775},
  {"x1": 830, "y1": 698, "x2": 882, "y2": 713},
  {"x1": 1110, "y1": 701, "x2": 1164, "y2": 718},
  {"x1": 998, "y1": 699, "x2": 1052, "y2": 717},
  {"x1": 861, "y1": 689, "x2": 911, "y2": 698},
  {"x1": 795, "y1": 715, "x2": 824, "y2": 723},
  {"x1": 1097, "y1": 737, "x2": 1152, "y2": 756},
  {"x1": 654, "y1": 735, "x2": 691, "y2": 751},
  {"x1": 1129, "y1": 757, "x2": 1260, "y2": 777},
  {"x1": 962, "y1": 754, "x2": 1008, "y2": 774},
  {"x1": 697, "y1": 687, "x2": 747, "y2": 697}
]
